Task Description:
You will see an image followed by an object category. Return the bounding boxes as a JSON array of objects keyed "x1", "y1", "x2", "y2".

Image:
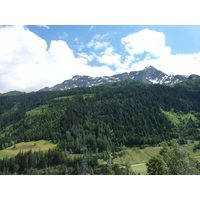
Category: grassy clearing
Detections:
[
  {"x1": 114, "y1": 140, "x2": 200, "y2": 175},
  {"x1": 161, "y1": 109, "x2": 198, "y2": 125},
  {"x1": 0, "y1": 140, "x2": 56, "y2": 159},
  {"x1": 26, "y1": 105, "x2": 48, "y2": 116},
  {"x1": 112, "y1": 140, "x2": 200, "y2": 166},
  {"x1": 113, "y1": 147, "x2": 162, "y2": 165},
  {"x1": 82, "y1": 93, "x2": 95, "y2": 99},
  {"x1": 195, "y1": 157, "x2": 200, "y2": 162},
  {"x1": 131, "y1": 164, "x2": 147, "y2": 175},
  {"x1": 180, "y1": 140, "x2": 200, "y2": 157},
  {"x1": 0, "y1": 151, "x2": 14, "y2": 158}
]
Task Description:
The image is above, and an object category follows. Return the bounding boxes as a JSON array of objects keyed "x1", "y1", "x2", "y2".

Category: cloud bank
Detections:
[
  {"x1": 80, "y1": 29, "x2": 200, "y2": 76},
  {"x1": 0, "y1": 26, "x2": 114, "y2": 93},
  {"x1": 120, "y1": 29, "x2": 200, "y2": 75},
  {"x1": 0, "y1": 26, "x2": 200, "y2": 93}
]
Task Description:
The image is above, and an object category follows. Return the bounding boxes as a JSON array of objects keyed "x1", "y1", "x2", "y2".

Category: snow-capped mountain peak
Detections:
[{"x1": 39, "y1": 66, "x2": 188, "y2": 91}]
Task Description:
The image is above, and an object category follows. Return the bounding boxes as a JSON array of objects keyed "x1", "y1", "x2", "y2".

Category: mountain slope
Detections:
[
  {"x1": 1, "y1": 80, "x2": 200, "y2": 154},
  {"x1": 173, "y1": 74, "x2": 200, "y2": 92}
]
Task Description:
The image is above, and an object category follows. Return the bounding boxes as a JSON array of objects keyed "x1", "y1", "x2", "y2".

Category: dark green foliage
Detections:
[
  {"x1": 0, "y1": 81, "x2": 200, "y2": 154},
  {"x1": 0, "y1": 78, "x2": 200, "y2": 174},
  {"x1": 146, "y1": 139, "x2": 200, "y2": 175},
  {"x1": 0, "y1": 149, "x2": 134, "y2": 175}
]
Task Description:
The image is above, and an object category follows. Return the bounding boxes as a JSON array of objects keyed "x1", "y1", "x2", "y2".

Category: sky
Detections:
[{"x1": 0, "y1": 25, "x2": 200, "y2": 93}]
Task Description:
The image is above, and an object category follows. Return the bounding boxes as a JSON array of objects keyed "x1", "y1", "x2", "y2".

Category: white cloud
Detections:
[
  {"x1": 119, "y1": 29, "x2": 200, "y2": 75},
  {"x1": 87, "y1": 41, "x2": 109, "y2": 50},
  {"x1": 115, "y1": 55, "x2": 135, "y2": 73},
  {"x1": 121, "y1": 29, "x2": 171, "y2": 58},
  {"x1": 1, "y1": 26, "x2": 200, "y2": 93},
  {"x1": 0, "y1": 26, "x2": 114, "y2": 93},
  {"x1": 87, "y1": 34, "x2": 122, "y2": 68},
  {"x1": 126, "y1": 53, "x2": 200, "y2": 76},
  {"x1": 77, "y1": 53, "x2": 95, "y2": 63},
  {"x1": 76, "y1": 53, "x2": 96, "y2": 65},
  {"x1": 97, "y1": 47, "x2": 121, "y2": 66}
]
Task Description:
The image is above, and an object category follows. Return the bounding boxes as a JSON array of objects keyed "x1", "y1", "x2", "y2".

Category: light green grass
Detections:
[
  {"x1": 195, "y1": 157, "x2": 200, "y2": 162},
  {"x1": 131, "y1": 164, "x2": 147, "y2": 175},
  {"x1": 112, "y1": 140, "x2": 200, "y2": 166},
  {"x1": 82, "y1": 93, "x2": 95, "y2": 99},
  {"x1": 0, "y1": 140, "x2": 56, "y2": 159},
  {"x1": 0, "y1": 151, "x2": 14, "y2": 158},
  {"x1": 26, "y1": 105, "x2": 48, "y2": 116},
  {"x1": 161, "y1": 109, "x2": 198, "y2": 125},
  {"x1": 180, "y1": 140, "x2": 200, "y2": 157},
  {"x1": 114, "y1": 140, "x2": 200, "y2": 175},
  {"x1": 113, "y1": 147, "x2": 162, "y2": 165}
]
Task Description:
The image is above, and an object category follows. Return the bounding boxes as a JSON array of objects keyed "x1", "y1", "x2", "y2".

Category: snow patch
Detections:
[{"x1": 150, "y1": 79, "x2": 159, "y2": 84}]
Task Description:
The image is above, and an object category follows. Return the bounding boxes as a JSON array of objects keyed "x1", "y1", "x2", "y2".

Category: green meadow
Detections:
[
  {"x1": 131, "y1": 164, "x2": 147, "y2": 175},
  {"x1": 112, "y1": 140, "x2": 200, "y2": 175},
  {"x1": 161, "y1": 109, "x2": 198, "y2": 125},
  {"x1": 0, "y1": 140, "x2": 56, "y2": 159},
  {"x1": 112, "y1": 146, "x2": 162, "y2": 165}
]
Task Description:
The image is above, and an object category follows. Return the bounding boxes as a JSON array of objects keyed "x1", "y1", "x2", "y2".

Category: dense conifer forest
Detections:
[{"x1": 0, "y1": 78, "x2": 200, "y2": 174}]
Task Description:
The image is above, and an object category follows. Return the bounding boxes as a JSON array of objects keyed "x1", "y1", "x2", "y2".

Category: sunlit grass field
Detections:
[
  {"x1": 131, "y1": 164, "x2": 147, "y2": 175},
  {"x1": 0, "y1": 140, "x2": 56, "y2": 159}
]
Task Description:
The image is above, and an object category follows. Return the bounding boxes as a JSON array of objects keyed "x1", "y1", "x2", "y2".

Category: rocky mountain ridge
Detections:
[{"x1": 39, "y1": 66, "x2": 197, "y2": 91}]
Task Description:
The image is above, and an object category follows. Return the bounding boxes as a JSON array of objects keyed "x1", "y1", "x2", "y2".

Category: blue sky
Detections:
[
  {"x1": 0, "y1": 25, "x2": 200, "y2": 93},
  {"x1": 27, "y1": 25, "x2": 200, "y2": 55}
]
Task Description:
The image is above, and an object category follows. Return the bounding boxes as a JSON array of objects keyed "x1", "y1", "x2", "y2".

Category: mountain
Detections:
[
  {"x1": 39, "y1": 66, "x2": 187, "y2": 91},
  {"x1": 0, "y1": 74, "x2": 200, "y2": 175}
]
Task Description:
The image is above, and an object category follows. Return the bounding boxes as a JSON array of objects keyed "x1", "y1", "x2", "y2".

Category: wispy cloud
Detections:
[
  {"x1": 74, "y1": 37, "x2": 85, "y2": 51},
  {"x1": 88, "y1": 41, "x2": 109, "y2": 50},
  {"x1": 87, "y1": 33, "x2": 110, "y2": 50},
  {"x1": 74, "y1": 37, "x2": 79, "y2": 42},
  {"x1": 58, "y1": 31, "x2": 68, "y2": 39},
  {"x1": 88, "y1": 26, "x2": 94, "y2": 31},
  {"x1": 37, "y1": 25, "x2": 50, "y2": 30},
  {"x1": 77, "y1": 52, "x2": 95, "y2": 64}
]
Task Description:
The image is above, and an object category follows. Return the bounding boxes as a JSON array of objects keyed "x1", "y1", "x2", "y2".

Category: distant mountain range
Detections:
[{"x1": 40, "y1": 66, "x2": 200, "y2": 91}]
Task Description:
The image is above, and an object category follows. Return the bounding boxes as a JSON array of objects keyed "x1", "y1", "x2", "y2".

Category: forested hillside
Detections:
[{"x1": 0, "y1": 78, "x2": 200, "y2": 174}]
